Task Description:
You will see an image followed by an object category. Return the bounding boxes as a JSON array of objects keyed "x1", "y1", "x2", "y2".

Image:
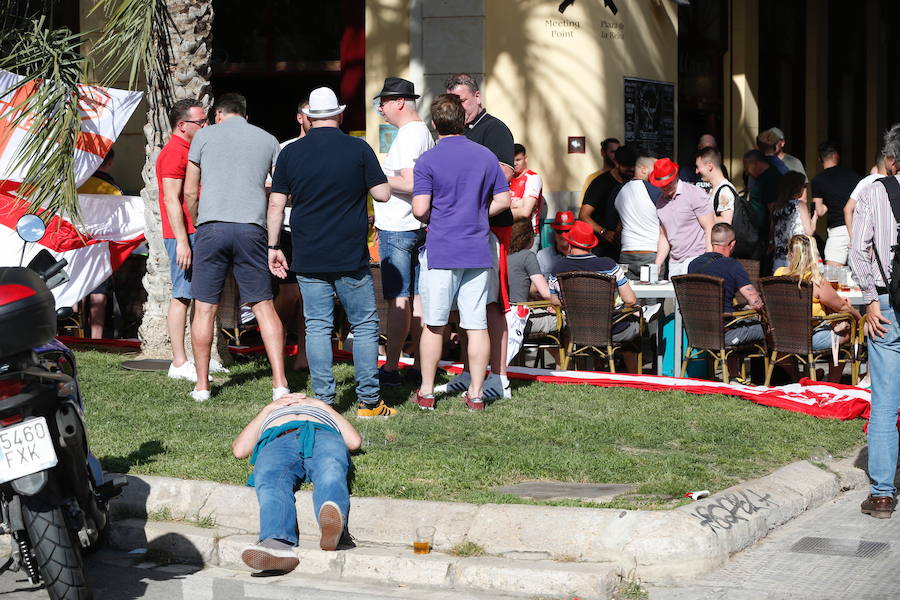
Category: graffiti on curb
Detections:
[{"x1": 691, "y1": 490, "x2": 778, "y2": 535}]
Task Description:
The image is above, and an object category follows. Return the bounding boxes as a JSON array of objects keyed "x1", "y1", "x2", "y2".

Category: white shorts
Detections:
[
  {"x1": 668, "y1": 255, "x2": 699, "y2": 278},
  {"x1": 824, "y1": 226, "x2": 850, "y2": 264},
  {"x1": 419, "y1": 249, "x2": 489, "y2": 330},
  {"x1": 487, "y1": 232, "x2": 500, "y2": 304}
]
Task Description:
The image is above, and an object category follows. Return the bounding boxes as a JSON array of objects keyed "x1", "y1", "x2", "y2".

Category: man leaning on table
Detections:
[{"x1": 848, "y1": 123, "x2": 900, "y2": 520}]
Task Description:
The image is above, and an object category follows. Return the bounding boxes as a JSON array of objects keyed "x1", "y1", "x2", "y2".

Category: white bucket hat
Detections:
[{"x1": 302, "y1": 87, "x2": 346, "y2": 118}]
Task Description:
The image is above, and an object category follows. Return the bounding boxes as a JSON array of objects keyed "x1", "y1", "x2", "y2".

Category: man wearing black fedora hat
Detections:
[{"x1": 373, "y1": 77, "x2": 434, "y2": 388}]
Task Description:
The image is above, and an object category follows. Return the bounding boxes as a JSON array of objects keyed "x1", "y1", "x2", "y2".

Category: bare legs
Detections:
[
  {"x1": 419, "y1": 324, "x2": 488, "y2": 399},
  {"x1": 167, "y1": 298, "x2": 190, "y2": 366},
  {"x1": 384, "y1": 295, "x2": 422, "y2": 371},
  {"x1": 192, "y1": 299, "x2": 287, "y2": 392},
  {"x1": 89, "y1": 293, "x2": 107, "y2": 339}
]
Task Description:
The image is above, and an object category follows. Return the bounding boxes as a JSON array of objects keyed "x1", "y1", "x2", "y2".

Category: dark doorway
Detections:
[
  {"x1": 677, "y1": 0, "x2": 728, "y2": 164},
  {"x1": 210, "y1": 0, "x2": 364, "y2": 142}
]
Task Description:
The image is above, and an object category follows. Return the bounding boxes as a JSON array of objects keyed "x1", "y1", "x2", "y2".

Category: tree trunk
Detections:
[{"x1": 138, "y1": 0, "x2": 213, "y2": 359}]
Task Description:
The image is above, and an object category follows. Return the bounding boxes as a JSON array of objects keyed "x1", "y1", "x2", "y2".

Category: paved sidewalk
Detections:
[{"x1": 648, "y1": 489, "x2": 900, "y2": 599}]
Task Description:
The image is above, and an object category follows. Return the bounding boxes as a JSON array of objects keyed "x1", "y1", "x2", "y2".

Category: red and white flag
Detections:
[
  {"x1": 0, "y1": 185, "x2": 145, "y2": 308},
  {"x1": 0, "y1": 68, "x2": 142, "y2": 187},
  {"x1": 0, "y1": 70, "x2": 144, "y2": 307}
]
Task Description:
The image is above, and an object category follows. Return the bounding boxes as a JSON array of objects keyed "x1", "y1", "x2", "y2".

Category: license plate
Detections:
[{"x1": 0, "y1": 417, "x2": 58, "y2": 483}]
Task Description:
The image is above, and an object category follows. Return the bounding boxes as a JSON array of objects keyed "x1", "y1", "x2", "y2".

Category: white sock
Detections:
[{"x1": 499, "y1": 375, "x2": 509, "y2": 388}]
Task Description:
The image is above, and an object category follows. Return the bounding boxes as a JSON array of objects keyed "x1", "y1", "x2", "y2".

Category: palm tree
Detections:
[{"x1": 1, "y1": 0, "x2": 214, "y2": 358}]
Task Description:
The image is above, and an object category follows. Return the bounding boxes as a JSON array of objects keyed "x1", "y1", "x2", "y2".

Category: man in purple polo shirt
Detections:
[{"x1": 410, "y1": 94, "x2": 511, "y2": 411}]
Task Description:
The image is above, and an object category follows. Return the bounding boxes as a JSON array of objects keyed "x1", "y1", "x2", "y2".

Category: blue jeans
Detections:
[
  {"x1": 867, "y1": 295, "x2": 900, "y2": 497},
  {"x1": 297, "y1": 266, "x2": 380, "y2": 405},
  {"x1": 378, "y1": 229, "x2": 424, "y2": 299},
  {"x1": 253, "y1": 429, "x2": 350, "y2": 545}
]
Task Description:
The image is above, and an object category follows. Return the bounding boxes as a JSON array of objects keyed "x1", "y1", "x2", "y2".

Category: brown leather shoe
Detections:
[{"x1": 860, "y1": 495, "x2": 897, "y2": 519}]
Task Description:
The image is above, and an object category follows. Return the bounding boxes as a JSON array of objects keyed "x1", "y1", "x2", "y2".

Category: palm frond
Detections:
[
  {"x1": 0, "y1": 17, "x2": 87, "y2": 222},
  {"x1": 91, "y1": 0, "x2": 169, "y2": 91}
]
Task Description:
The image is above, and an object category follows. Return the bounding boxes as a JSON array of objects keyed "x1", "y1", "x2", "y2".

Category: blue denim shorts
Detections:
[
  {"x1": 812, "y1": 324, "x2": 833, "y2": 351},
  {"x1": 163, "y1": 234, "x2": 194, "y2": 300},
  {"x1": 191, "y1": 223, "x2": 272, "y2": 304},
  {"x1": 378, "y1": 229, "x2": 425, "y2": 299}
]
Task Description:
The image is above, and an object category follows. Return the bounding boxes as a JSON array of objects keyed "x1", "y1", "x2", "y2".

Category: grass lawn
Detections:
[{"x1": 77, "y1": 350, "x2": 866, "y2": 509}]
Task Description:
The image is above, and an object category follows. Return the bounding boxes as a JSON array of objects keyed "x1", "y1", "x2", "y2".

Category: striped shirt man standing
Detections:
[{"x1": 848, "y1": 123, "x2": 900, "y2": 519}]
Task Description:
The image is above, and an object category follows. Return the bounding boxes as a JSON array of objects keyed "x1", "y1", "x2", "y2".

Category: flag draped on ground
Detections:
[{"x1": 0, "y1": 69, "x2": 144, "y2": 308}]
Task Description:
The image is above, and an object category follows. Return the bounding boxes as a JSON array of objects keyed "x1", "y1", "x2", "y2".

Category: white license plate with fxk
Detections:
[{"x1": 0, "y1": 417, "x2": 58, "y2": 483}]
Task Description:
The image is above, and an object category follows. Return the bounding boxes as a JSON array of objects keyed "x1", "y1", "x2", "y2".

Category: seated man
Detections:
[
  {"x1": 687, "y1": 222, "x2": 765, "y2": 351},
  {"x1": 537, "y1": 210, "x2": 574, "y2": 276},
  {"x1": 232, "y1": 393, "x2": 361, "y2": 573},
  {"x1": 548, "y1": 220, "x2": 641, "y2": 372}
]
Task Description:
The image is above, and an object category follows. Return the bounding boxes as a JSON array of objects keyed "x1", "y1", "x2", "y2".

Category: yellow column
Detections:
[{"x1": 723, "y1": 0, "x2": 759, "y2": 189}]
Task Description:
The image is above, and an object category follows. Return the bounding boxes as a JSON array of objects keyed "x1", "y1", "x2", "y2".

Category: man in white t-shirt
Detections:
[
  {"x1": 373, "y1": 78, "x2": 435, "y2": 387},
  {"x1": 695, "y1": 146, "x2": 738, "y2": 224},
  {"x1": 615, "y1": 153, "x2": 660, "y2": 279},
  {"x1": 846, "y1": 152, "x2": 887, "y2": 239}
]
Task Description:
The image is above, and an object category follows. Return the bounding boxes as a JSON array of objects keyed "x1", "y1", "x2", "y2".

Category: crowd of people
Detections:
[{"x1": 142, "y1": 73, "x2": 900, "y2": 564}]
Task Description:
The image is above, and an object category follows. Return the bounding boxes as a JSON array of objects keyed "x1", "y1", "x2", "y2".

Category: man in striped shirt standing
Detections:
[
  {"x1": 848, "y1": 123, "x2": 900, "y2": 519},
  {"x1": 232, "y1": 393, "x2": 361, "y2": 572}
]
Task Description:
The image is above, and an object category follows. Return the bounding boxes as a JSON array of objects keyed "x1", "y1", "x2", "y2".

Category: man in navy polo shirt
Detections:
[{"x1": 268, "y1": 87, "x2": 395, "y2": 418}]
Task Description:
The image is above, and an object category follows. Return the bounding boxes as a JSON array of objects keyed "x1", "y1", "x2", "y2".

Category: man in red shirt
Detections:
[
  {"x1": 155, "y1": 98, "x2": 210, "y2": 382},
  {"x1": 510, "y1": 143, "x2": 543, "y2": 246}
]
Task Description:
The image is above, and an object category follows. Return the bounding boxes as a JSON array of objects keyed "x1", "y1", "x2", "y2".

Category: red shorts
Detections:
[{"x1": 490, "y1": 225, "x2": 511, "y2": 312}]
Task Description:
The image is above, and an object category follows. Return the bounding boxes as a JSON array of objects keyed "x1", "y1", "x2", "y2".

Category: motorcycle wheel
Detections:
[{"x1": 22, "y1": 499, "x2": 91, "y2": 600}]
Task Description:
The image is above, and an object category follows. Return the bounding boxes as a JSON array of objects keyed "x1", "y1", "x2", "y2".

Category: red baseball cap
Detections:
[
  {"x1": 649, "y1": 157, "x2": 680, "y2": 188},
  {"x1": 561, "y1": 220, "x2": 598, "y2": 249},
  {"x1": 551, "y1": 210, "x2": 576, "y2": 231}
]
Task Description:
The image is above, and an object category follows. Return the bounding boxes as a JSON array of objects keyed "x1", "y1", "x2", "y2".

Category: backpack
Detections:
[
  {"x1": 872, "y1": 177, "x2": 900, "y2": 312},
  {"x1": 730, "y1": 188, "x2": 763, "y2": 260}
]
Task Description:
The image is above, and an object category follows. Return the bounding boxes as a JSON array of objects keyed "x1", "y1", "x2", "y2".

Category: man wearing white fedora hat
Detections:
[{"x1": 269, "y1": 87, "x2": 396, "y2": 418}]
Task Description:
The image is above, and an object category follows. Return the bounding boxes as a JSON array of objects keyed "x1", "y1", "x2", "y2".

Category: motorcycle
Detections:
[{"x1": 0, "y1": 215, "x2": 126, "y2": 599}]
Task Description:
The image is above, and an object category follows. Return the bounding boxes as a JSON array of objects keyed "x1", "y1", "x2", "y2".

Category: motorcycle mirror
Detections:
[{"x1": 15, "y1": 214, "x2": 46, "y2": 243}]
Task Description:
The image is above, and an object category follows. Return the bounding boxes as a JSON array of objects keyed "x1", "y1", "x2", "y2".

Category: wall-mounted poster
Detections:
[{"x1": 623, "y1": 77, "x2": 674, "y2": 158}]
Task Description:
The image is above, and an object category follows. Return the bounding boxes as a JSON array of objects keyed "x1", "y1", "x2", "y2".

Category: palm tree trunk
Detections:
[{"x1": 138, "y1": 0, "x2": 213, "y2": 358}]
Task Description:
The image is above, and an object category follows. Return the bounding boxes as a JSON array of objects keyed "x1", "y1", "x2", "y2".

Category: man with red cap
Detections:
[
  {"x1": 537, "y1": 210, "x2": 575, "y2": 276},
  {"x1": 651, "y1": 157, "x2": 715, "y2": 277},
  {"x1": 547, "y1": 221, "x2": 642, "y2": 372}
]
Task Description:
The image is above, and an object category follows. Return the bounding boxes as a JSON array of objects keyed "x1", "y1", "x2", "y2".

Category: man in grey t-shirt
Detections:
[{"x1": 184, "y1": 93, "x2": 288, "y2": 402}]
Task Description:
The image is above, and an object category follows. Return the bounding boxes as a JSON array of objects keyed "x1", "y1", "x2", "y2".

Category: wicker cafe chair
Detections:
[
  {"x1": 671, "y1": 274, "x2": 767, "y2": 382},
  {"x1": 511, "y1": 300, "x2": 565, "y2": 368},
  {"x1": 556, "y1": 271, "x2": 643, "y2": 373},
  {"x1": 759, "y1": 276, "x2": 859, "y2": 386},
  {"x1": 736, "y1": 258, "x2": 761, "y2": 288},
  {"x1": 856, "y1": 315, "x2": 869, "y2": 380}
]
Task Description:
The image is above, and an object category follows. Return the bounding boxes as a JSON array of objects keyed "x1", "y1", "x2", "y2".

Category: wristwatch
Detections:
[{"x1": 267, "y1": 245, "x2": 281, "y2": 250}]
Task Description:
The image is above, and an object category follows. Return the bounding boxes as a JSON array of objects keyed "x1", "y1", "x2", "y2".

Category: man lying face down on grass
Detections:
[{"x1": 232, "y1": 393, "x2": 361, "y2": 572}]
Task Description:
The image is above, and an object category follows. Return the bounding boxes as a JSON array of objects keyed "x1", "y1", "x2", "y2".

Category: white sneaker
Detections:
[
  {"x1": 190, "y1": 389, "x2": 210, "y2": 402},
  {"x1": 208, "y1": 358, "x2": 230, "y2": 374},
  {"x1": 168, "y1": 360, "x2": 200, "y2": 382},
  {"x1": 482, "y1": 373, "x2": 511, "y2": 399},
  {"x1": 272, "y1": 386, "x2": 291, "y2": 401},
  {"x1": 433, "y1": 371, "x2": 471, "y2": 395}
]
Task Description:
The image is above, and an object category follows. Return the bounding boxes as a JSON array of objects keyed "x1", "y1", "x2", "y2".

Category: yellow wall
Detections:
[
  {"x1": 483, "y1": 0, "x2": 678, "y2": 196},
  {"x1": 365, "y1": 0, "x2": 411, "y2": 152}
]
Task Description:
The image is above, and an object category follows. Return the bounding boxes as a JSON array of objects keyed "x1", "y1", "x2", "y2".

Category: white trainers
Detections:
[
  {"x1": 482, "y1": 373, "x2": 511, "y2": 399},
  {"x1": 434, "y1": 371, "x2": 471, "y2": 395},
  {"x1": 272, "y1": 386, "x2": 291, "y2": 401},
  {"x1": 208, "y1": 358, "x2": 230, "y2": 374},
  {"x1": 190, "y1": 389, "x2": 210, "y2": 402},
  {"x1": 168, "y1": 360, "x2": 198, "y2": 382}
]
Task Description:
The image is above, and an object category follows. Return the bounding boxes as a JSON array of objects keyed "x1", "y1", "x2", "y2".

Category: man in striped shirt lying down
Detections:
[{"x1": 232, "y1": 393, "x2": 361, "y2": 573}]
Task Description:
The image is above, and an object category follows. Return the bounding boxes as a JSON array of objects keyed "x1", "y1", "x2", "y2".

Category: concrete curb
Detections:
[{"x1": 107, "y1": 451, "x2": 869, "y2": 597}]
